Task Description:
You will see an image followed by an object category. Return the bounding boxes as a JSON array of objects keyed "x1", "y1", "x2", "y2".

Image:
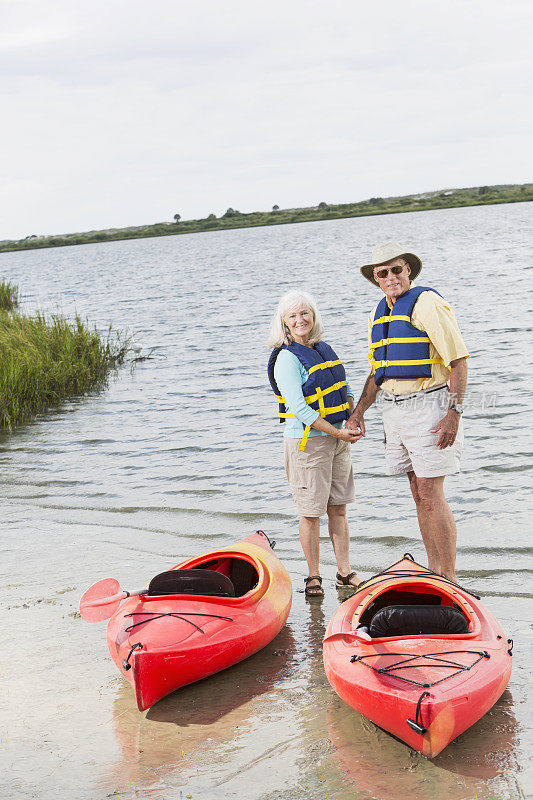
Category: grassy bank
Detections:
[
  {"x1": 1, "y1": 183, "x2": 531, "y2": 254},
  {"x1": 0, "y1": 284, "x2": 128, "y2": 429}
]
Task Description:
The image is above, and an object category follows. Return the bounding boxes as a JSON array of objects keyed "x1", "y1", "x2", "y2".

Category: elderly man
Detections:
[{"x1": 348, "y1": 242, "x2": 468, "y2": 582}]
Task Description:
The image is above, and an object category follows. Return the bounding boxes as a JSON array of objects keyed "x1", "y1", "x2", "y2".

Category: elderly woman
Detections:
[{"x1": 267, "y1": 290, "x2": 362, "y2": 597}]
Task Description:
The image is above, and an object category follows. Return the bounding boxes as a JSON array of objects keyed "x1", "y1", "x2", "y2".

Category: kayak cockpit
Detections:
[
  {"x1": 146, "y1": 556, "x2": 260, "y2": 600},
  {"x1": 194, "y1": 556, "x2": 260, "y2": 597},
  {"x1": 353, "y1": 580, "x2": 480, "y2": 639}
]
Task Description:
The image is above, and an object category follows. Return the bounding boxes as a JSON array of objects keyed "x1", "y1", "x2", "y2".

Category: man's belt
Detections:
[{"x1": 381, "y1": 383, "x2": 449, "y2": 403}]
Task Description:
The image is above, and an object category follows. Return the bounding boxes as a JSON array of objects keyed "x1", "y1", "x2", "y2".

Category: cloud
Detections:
[{"x1": 0, "y1": 0, "x2": 531, "y2": 238}]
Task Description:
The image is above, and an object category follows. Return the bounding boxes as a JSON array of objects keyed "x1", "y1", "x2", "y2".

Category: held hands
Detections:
[
  {"x1": 338, "y1": 426, "x2": 362, "y2": 444},
  {"x1": 346, "y1": 411, "x2": 366, "y2": 437},
  {"x1": 431, "y1": 409, "x2": 460, "y2": 449},
  {"x1": 339, "y1": 410, "x2": 363, "y2": 443}
]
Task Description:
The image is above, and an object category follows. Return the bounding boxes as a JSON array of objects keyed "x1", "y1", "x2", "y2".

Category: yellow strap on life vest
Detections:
[
  {"x1": 276, "y1": 383, "x2": 349, "y2": 420},
  {"x1": 371, "y1": 357, "x2": 444, "y2": 369},
  {"x1": 299, "y1": 425, "x2": 311, "y2": 451},
  {"x1": 297, "y1": 403, "x2": 350, "y2": 451},
  {"x1": 304, "y1": 380, "x2": 347, "y2": 404},
  {"x1": 307, "y1": 359, "x2": 341, "y2": 375},
  {"x1": 315, "y1": 387, "x2": 326, "y2": 417},
  {"x1": 368, "y1": 336, "x2": 431, "y2": 352},
  {"x1": 275, "y1": 364, "x2": 348, "y2": 447},
  {"x1": 323, "y1": 401, "x2": 350, "y2": 414},
  {"x1": 372, "y1": 314, "x2": 411, "y2": 326}
]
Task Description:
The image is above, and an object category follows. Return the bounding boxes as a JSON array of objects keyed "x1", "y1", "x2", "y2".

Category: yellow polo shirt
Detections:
[{"x1": 367, "y1": 284, "x2": 469, "y2": 395}]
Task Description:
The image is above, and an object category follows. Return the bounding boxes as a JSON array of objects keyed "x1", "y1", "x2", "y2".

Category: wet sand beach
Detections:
[{"x1": 1, "y1": 202, "x2": 532, "y2": 799}]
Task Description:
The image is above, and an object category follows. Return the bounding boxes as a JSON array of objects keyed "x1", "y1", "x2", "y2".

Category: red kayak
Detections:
[
  {"x1": 323, "y1": 554, "x2": 513, "y2": 757},
  {"x1": 105, "y1": 531, "x2": 292, "y2": 711}
]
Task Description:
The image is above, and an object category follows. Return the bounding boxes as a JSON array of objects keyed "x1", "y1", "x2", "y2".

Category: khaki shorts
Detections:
[
  {"x1": 284, "y1": 436, "x2": 355, "y2": 517},
  {"x1": 381, "y1": 386, "x2": 463, "y2": 478}
]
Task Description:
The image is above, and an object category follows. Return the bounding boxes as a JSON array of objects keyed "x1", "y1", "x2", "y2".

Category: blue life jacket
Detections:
[
  {"x1": 267, "y1": 341, "x2": 350, "y2": 449},
  {"x1": 370, "y1": 286, "x2": 444, "y2": 386}
]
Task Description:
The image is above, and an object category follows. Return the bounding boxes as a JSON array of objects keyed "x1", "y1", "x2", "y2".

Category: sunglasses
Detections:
[{"x1": 374, "y1": 265, "x2": 406, "y2": 279}]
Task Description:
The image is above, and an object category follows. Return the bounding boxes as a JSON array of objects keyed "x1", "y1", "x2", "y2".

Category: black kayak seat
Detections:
[
  {"x1": 148, "y1": 568, "x2": 236, "y2": 597},
  {"x1": 190, "y1": 557, "x2": 259, "y2": 597},
  {"x1": 369, "y1": 604, "x2": 469, "y2": 638}
]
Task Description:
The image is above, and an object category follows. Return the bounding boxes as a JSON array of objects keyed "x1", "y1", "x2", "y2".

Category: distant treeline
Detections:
[{"x1": 1, "y1": 183, "x2": 531, "y2": 253}]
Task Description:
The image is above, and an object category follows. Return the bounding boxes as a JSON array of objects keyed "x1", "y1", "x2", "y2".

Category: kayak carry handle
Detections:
[
  {"x1": 122, "y1": 642, "x2": 143, "y2": 671},
  {"x1": 406, "y1": 719, "x2": 427, "y2": 735},
  {"x1": 257, "y1": 530, "x2": 276, "y2": 549},
  {"x1": 406, "y1": 690, "x2": 430, "y2": 735}
]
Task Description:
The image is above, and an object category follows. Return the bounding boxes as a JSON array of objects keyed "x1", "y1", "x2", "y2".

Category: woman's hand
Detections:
[
  {"x1": 338, "y1": 426, "x2": 362, "y2": 444},
  {"x1": 311, "y1": 416, "x2": 362, "y2": 442}
]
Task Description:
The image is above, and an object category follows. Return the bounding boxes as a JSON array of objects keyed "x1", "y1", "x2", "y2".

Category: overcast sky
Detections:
[{"x1": 1, "y1": 0, "x2": 531, "y2": 239}]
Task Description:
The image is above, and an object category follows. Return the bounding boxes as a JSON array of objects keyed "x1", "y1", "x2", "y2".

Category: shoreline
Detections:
[{"x1": 1, "y1": 183, "x2": 531, "y2": 254}]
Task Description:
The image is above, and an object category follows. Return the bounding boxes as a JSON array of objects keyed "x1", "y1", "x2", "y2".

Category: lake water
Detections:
[{"x1": 1, "y1": 202, "x2": 532, "y2": 799}]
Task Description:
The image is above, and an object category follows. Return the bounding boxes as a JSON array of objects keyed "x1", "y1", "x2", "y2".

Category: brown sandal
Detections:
[
  {"x1": 336, "y1": 571, "x2": 361, "y2": 590},
  {"x1": 304, "y1": 575, "x2": 324, "y2": 597}
]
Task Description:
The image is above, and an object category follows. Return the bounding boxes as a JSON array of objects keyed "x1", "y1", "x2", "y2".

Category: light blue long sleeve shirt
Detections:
[{"x1": 273, "y1": 348, "x2": 354, "y2": 438}]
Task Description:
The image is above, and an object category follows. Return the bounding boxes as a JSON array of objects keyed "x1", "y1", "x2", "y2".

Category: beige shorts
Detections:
[
  {"x1": 381, "y1": 386, "x2": 463, "y2": 478},
  {"x1": 284, "y1": 436, "x2": 355, "y2": 517}
]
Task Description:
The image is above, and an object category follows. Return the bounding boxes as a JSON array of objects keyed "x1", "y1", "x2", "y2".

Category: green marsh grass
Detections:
[
  {"x1": 0, "y1": 309, "x2": 128, "y2": 429},
  {"x1": 0, "y1": 280, "x2": 19, "y2": 310}
]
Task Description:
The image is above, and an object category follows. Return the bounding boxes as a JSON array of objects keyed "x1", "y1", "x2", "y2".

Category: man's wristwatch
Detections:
[{"x1": 449, "y1": 403, "x2": 464, "y2": 415}]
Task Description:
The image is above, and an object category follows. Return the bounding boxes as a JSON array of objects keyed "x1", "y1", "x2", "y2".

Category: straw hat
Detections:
[{"x1": 360, "y1": 242, "x2": 422, "y2": 287}]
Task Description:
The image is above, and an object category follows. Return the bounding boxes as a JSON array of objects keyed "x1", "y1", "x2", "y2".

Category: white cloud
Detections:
[{"x1": 0, "y1": 0, "x2": 531, "y2": 238}]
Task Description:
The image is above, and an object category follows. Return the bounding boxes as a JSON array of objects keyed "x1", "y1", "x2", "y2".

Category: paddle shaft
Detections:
[{"x1": 86, "y1": 586, "x2": 146, "y2": 608}]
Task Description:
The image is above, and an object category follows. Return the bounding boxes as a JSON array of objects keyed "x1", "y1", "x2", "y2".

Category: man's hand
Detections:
[
  {"x1": 338, "y1": 426, "x2": 362, "y2": 444},
  {"x1": 346, "y1": 411, "x2": 365, "y2": 437},
  {"x1": 348, "y1": 373, "x2": 377, "y2": 437},
  {"x1": 431, "y1": 410, "x2": 460, "y2": 449}
]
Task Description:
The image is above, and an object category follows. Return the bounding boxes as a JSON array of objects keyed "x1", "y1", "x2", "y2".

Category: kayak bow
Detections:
[
  {"x1": 103, "y1": 530, "x2": 292, "y2": 710},
  {"x1": 323, "y1": 554, "x2": 512, "y2": 757}
]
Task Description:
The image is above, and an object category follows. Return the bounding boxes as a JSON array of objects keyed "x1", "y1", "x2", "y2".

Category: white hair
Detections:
[{"x1": 267, "y1": 290, "x2": 325, "y2": 348}]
